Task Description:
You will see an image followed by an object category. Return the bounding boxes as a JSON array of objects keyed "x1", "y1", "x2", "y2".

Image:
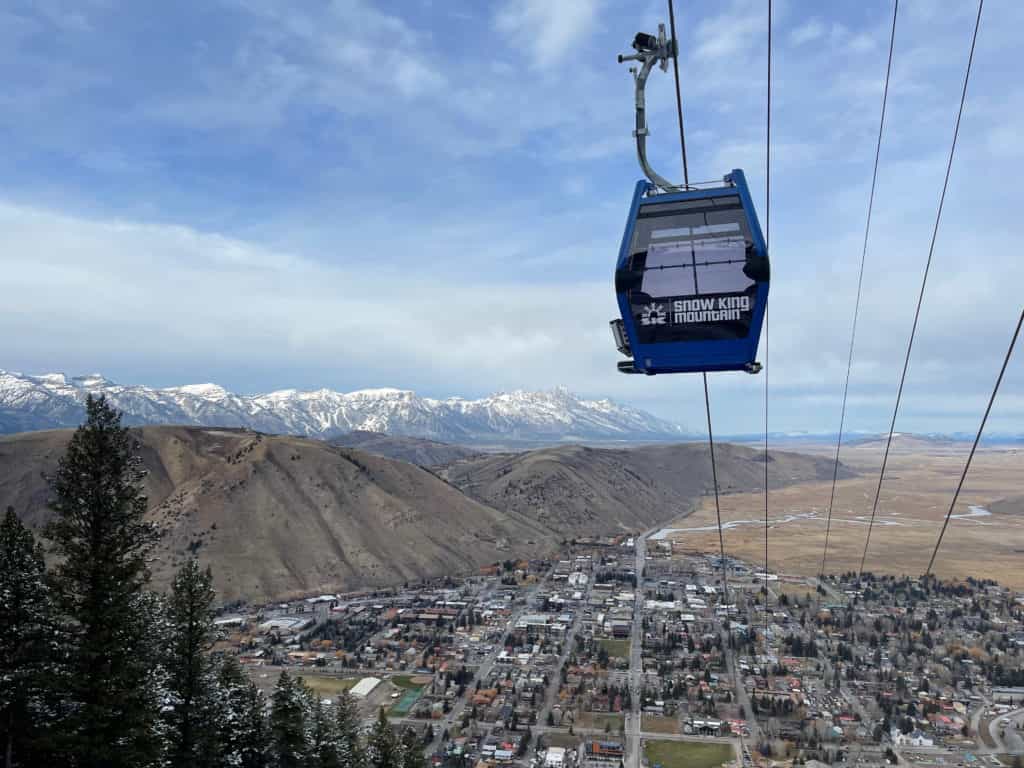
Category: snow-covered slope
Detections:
[{"x1": 0, "y1": 371, "x2": 689, "y2": 443}]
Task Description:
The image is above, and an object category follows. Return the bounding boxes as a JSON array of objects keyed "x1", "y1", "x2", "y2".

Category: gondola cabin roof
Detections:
[{"x1": 611, "y1": 169, "x2": 769, "y2": 375}]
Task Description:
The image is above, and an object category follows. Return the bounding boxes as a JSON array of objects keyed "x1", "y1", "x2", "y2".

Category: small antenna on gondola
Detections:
[{"x1": 618, "y1": 24, "x2": 681, "y2": 191}]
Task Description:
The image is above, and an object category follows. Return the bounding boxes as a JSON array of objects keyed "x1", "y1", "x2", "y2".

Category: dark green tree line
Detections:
[{"x1": 1, "y1": 396, "x2": 432, "y2": 768}]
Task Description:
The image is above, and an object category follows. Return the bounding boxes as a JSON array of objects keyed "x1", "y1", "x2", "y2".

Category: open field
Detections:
[
  {"x1": 643, "y1": 739, "x2": 735, "y2": 768},
  {"x1": 659, "y1": 445, "x2": 1024, "y2": 588},
  {"x1": 576, "y1": 712, "x2": 624, "y2": 733},
  {"x1": 390, "y1": 674, "x2": 431, "y2": 690},
  {"x1": 246, "y1": 667, "x2": 359, "y2": 698},
  {"x1": 598, "y1": 638, "x2": 631, "y2": 658},
  {"x1": 541, "y1": 732, "x2": 582, "y2": 749},
  {"x1": 643, "y1": 715, "x2": 680, "y2": 734},
  {"x1": 301, "y1": 675, "x2": 359, "y2": 698}
]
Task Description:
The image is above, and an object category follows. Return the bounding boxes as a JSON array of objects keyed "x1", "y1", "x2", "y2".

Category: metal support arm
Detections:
[{"x1": 618, "y1": 25, "x2": 681, "y2": 191}]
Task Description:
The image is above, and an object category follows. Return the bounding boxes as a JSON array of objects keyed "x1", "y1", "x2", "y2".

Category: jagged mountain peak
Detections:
[
  {"x1": 0, "y1": 370, "x2": 689, "y2": 444},
  {"x1": 165, "y1": 383, "x2": 231, "y2": 398}
]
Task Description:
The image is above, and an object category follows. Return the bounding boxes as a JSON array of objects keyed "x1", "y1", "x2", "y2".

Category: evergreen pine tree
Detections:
[
  {"x1": 214, "y1": 655, "x2": 273, "y2": 767},
  {"x1": 218, "y1": 656, "x2": 264, "y2": 768},
  {"x1": 0, "y1": 507, "x2": 53, "y2": 768},
  {"x1": 400, "y1": 728, "x2": 425, "y2": 768},
  {"x1": 335, "y1": 689, "x2": 365, "y2": 768},
  {"x1": 134, "y1": 590, "x2": 174, "y2": 759},
  {"x1": 238, "y1": 674, "x2": 271, "y2": 768},
  {"x1": 166, "y1": 558, "x2": 220, "y2": 768},
  {"x1": 44, "y1": 395, "x2": 163, "y2": 768},
  {"x1": 366, "y1": 708, "x2": 400, "y2": 768},
  {"x1": 308, "y1": 694, "x2": 341, "y2": 768},
  {"x1": 271, "y1": 671, "x2": 310, "y2": 768}
]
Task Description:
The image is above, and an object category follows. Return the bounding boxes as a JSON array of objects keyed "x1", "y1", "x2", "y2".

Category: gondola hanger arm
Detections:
[{"x1": 618, "y1": 25, "x2": 683, "y2": 192}]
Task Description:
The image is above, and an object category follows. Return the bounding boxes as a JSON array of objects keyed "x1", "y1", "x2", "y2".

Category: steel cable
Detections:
[
  {"x1": 820, "y1": 0, "x2": 899, "y2": 580},
  {"x1": 859, "y1": 0, "x2": 985, "y2": 577},
  {"x1": 667, "y1": 0, "x2": 729, "y2": 601}
]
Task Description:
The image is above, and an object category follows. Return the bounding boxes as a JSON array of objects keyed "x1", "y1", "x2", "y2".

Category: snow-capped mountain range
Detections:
[{"x1": 0, "y1": 370, "x2": 690, "y2": 444}]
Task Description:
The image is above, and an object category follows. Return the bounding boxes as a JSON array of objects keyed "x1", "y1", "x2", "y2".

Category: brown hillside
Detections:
[
  {"x1": 444, "y1": 442, "x2": 853, "y2": 536},
  {"x1": 0, "y1": 426, "x2": 552, "y2": 603},
  {"x1": 331, "y1": 430, "x2": 481, "y2": 467}
]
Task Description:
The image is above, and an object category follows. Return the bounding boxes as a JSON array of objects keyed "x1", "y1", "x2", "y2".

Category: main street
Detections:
[
  {"x1": 627, "y1": 528, "x2": 654, "y2": 768},
  {"x1": 815, "y1": 639, "x2": 871, "y2": 726},
  {"x1": 532, "y1": 724, "x2": 739, "y2": 748},
  {"x1": 722, "y1": 628, "x2": 761, "y2": 745},
  {"x1": 385, "y1": 718, "x2": 742, "y2": 747},
  {"x1": 536, "y1": 577, "x2": 591, "y2": 728},
  {"x1": 417, "y1": 573, "x2": 552, "y2": 753}
]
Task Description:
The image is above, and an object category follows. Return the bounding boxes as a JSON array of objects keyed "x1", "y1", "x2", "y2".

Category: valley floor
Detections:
[{"x1": 658, "y1": 446, "x2": 1024, "y2": 589}]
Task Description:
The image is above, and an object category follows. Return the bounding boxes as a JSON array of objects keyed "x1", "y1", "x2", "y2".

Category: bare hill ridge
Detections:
[
  {"x1": 444, "y1": 442, "x2": 854, "y2": 536},
  {"x1": 0, "y1": 427, "x2": 853, "y2": 603},
  {"x1": 0, "y1": 426, "x2": 551, "y2": 603},
  {"x1": 331, "y1": 430, "x2": 481, "y2": 466}
]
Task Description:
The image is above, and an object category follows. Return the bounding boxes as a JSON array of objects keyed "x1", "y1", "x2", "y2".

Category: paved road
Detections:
[
  {"x1": 815, "y1": 643, "x2": 871, "y2": 731},
  {"x1": 627, "y1": 527, "x2": 660, "y2": 768},
  {"x1": 839, "y1": 685, "x2": 870, "y2": 723},
  {"x1": 386, "y1": 718, "x2": 740, "y2": 747},
  {"x1": 537, "y1": 725, "x2": 739, "y2": 746},
  {"x1": 627, "y1": 533, "x2": 644, "y2": 768},
  {"x1": 988, "y1": 706, "x2": 1024, "y2": 753},
  {"x1": 968, "y1": 697, "x2": 989, "y2": 745},
  {"x1": 411, "y1": 569, "x2": 554, "y2": 750},
  {"x1": 722, "y1": 630, "x2": 761, "y2": 745},
  {"x1": 813, "y1": 576, "x2": 845, "y2": 605},
  {"x1": 536, "y1": 577, "x2": 591, "y2": 728}
]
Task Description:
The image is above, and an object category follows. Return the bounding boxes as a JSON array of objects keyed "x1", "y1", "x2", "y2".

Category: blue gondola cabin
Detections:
[{"x1": 611, "y1": 169, "x2": 770, "y2": 374}]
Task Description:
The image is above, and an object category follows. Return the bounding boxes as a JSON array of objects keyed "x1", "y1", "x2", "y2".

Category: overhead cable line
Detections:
[
  {"x1": 667, "y1": 0, "x2": 689, "y2": 187},
  {"x1": 926, "y1": 306, "x2": 1022, "y2": 576},
  {"x1": 820, "y1": 0, "x2": 899, "y2": 581},
  {"x1": 666, "y1": 0, "x2": 729, "y2": 601},
  {"x1": 762, "y1": 0, "x2": 772, "y2": 638},
  {"x1": 859, "y1": 0, "x2": 985, "y2": 578}
]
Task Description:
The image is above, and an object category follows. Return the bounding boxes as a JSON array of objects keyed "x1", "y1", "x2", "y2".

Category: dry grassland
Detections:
[{"x1": 660, "y1": 445, "x2": 1024, "y2": 588}]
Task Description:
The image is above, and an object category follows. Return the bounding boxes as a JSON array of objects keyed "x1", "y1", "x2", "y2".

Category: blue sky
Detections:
[{"x1": 2, "y1": 0, "x2": 1023, "y2": 434}]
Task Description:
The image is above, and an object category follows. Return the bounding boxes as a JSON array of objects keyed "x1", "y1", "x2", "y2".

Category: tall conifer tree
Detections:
[
  {"x1": 367, "y1": 708, "x2": 400, "y2": 768},
  {"x1": 218, "y1": 656, "x2": 272, "y2": 768},
  {"x1": 335, "y1": 690, "x2": 365, "y2": 768},
  {"x1": 308, "y1": 695, "x2": 341, "y2": 768},
  {"x1": 0, "y1": 508, "x2": 53, "y2": 768},
  {"x1": 271, "y1": 671, "x2": 309, "y2": 768},
  {"x1": 166, "y1": 558, "x2": 220, "y2": 767},
  {"x1": 45, "y1": 395, "x2": 163, "y2": 767},
  {"x1": 399, "y1": 728, "x2": 425, "y2": 768},
  {"x1": 240, "y1": 672, "x2": 271, "y2": 768}
]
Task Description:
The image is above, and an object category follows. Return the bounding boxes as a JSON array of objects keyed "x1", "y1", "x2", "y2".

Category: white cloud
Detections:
[
  {"x1": 3, "y1": 170, "x2": 1022, "y2": 436},
  {"x1": 691, "y1": 0, "x2": 764, "y2": 60},
  {"x1": 142, "y1": 0, "x2": 449, "y2": 134},
  {"x1": 0, "y1": 200, "x2": 620, "y2": 400},
  {"x1": 494, "y1": 0, "x2": 601, "y2": 69},
  {"x1": 846, "y1": 32, "x2": 876, "y2": 54},
  {"x1": 790, "y1": 19, "x2": 825, "y2": 46}
]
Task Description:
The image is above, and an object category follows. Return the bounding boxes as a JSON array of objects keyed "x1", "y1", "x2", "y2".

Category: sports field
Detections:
[
  {"x1": 598, "y1": 638, "x2": 631, "y2": 658},
  {"x1": 643, "y1": 739, "x2": 735, "y2": 768},
  {"x1": 390, "y1": 688, "x2": 422, "y2": 716},
  {"x1": 300, "y1": 675, "x2": 358, "y2": 698}
]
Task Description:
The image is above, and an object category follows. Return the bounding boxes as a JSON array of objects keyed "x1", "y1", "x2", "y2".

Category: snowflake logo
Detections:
[{"x1": 640, "y1": 302, "x2": 667, "y2": 326}]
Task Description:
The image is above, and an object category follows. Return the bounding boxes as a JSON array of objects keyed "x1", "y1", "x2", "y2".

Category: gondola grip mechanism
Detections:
[{"x1": 618, "y1": 24, "x2": 681, "y2": 192}]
